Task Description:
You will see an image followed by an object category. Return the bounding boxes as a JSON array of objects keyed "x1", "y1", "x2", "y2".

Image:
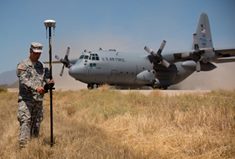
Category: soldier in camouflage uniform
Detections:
[{"x1": 17, "y1": 42, "x2": 54, "y2": 148}]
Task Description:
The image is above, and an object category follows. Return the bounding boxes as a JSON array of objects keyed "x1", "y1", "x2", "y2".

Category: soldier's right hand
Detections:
[{"x1": 36, "y1": 87, "x2": 45, "y2": 94}]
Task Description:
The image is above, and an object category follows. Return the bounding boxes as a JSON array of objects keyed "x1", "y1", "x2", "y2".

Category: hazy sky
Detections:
[{"x1": 0, "y1": 0, "x2": 235, "y2": 73}]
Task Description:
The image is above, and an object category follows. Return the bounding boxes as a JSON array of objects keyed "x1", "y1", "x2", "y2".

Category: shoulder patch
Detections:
[{"x1": 17, "y1": 63, "x2": 26, "y2": 71}]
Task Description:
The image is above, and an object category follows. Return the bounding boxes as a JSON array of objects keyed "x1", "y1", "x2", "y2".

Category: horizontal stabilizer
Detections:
[
  {"x1": 214, "y1": 48, "x2": 235, "y2": 63},
  {"x1": 214, "y1": 57, "x2": 235, "y2": 63},
  {"x1": 215, "y1": 48, "x2": 235, "y2": 57}
]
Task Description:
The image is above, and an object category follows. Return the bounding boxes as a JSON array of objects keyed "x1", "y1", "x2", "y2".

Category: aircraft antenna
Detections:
[{"x1": 44, "y1": 19, "x2": 56, "y2": 147}]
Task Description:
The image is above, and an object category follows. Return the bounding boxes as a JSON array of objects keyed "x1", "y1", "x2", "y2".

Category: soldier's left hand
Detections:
[{"x1": 47, "y1": 79, "x2": 55, "y2": 89}]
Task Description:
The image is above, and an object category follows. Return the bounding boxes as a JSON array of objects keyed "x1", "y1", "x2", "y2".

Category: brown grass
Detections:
[{"x1": 0, "y1": 89, "x2": 234, "y2": 159}]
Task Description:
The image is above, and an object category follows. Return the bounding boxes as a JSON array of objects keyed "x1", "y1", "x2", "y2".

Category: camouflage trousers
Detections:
[{"x1": 17, "y1": 100, "x2": 43, "y2": 146}]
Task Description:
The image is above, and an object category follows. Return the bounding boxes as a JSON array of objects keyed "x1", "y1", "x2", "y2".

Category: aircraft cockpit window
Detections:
[
  {"x1": 79, "y1": 55, "x2": 84, "y2": 59},
  {"x1": 84, "y1": 55, "x2": 89, "y2": 59},
  {"x1": 94, "y1": 54, "x2": 99, "y2": 60},
  {"x1": 90, "y1": 54, "x2": 100, "y2": 61},
  {"x1": 95, "y1": 54, "x2": 99, "y2": 60},
  {"x1": 89, "y1": 63, "x2": 96, "y2": 67}
]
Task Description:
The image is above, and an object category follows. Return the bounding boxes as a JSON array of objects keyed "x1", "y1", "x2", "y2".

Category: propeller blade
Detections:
[
  {"x1": 55, "y1": 55, "x2": 60, "y2": 60},
  {"x1": 65, "y1": 47, "x2": 70, "y2": 57},
  {"x1": 63, "y1": 47, "x2": 71, "y2": 67},
  {"x1": 60, "y1": 65, "x2": 65, "y2": 76},
  {"x1": 144, "y1": 46, "x2": 153, "y2": 54},
  {"x1": 196, "y1": 61, "x2": 201, "y2": 72},
  {"x1": 157, "y1": 40, "x2": 166, "y2": 55},
  {"x1": 157, "y1": 40, "x2": 170, "y2": 68},
  {"x1": 161, "y1": 59, "x2": 170, "y2": 68}
]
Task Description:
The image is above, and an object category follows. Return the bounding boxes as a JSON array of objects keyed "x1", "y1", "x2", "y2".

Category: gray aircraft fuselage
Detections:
[{"x1": 68, "y1": 50, "x2": 196, "y2": 89}]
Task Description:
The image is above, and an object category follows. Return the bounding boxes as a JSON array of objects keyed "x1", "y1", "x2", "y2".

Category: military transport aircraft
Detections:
[{"x1": 54, "y1": 13, "x2": 235, "y2": 89}]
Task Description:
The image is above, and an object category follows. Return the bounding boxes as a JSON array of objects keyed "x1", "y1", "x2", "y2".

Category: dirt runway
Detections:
[
  {"x1": 119, "y1": 89, "x2": 211, "y2": 96},
  {"x1": 8, "y1": 88, "x2": 211, "y2": 96}
]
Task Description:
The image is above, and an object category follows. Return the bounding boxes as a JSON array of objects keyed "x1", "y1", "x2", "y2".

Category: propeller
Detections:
[
  {"x1": 192, "y1": 44, "x2": 205, "y2": 72},
  {"x1": 196, "y1": 61, "x2": 201, "y2": 72},
  {"x1": 144, "y1": 40, "x2": 170, "y2": 68},
  {"x1": 55, "y1": 47, "x2": 71, "y2": 76}
]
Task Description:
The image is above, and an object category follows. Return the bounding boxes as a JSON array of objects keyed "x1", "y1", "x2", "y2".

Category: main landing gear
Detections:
[
  {"x1": 87, "y1": 83, "x2": 99, "y2": 89},
  {"x1": 152, "y1": 84, "x2": 168, "y2": 90}
]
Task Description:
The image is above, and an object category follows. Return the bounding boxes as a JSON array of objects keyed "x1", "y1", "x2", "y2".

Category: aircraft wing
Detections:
[
  {"x1": 214, "y1": 48, "x2": 235, "y2": 63},
  {"x1": 172, "y1": 52, "x2": 193, "y2": 62},
  {"x1": 43, "y1": 61, "x2": 61, "y2": 64},
  {"x1": 43, "y1": 58, "x2": 78, "y2": 65},
  {"x1": 172, "y1": 48, "x2": 235, "y2": 63}
]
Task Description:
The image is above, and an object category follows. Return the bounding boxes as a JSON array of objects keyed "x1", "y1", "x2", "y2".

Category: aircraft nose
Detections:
[
  {"x1": 68, "y1": 65, "x2": 77, "y2": 78},
  {"x1": 68, "y1": 64, "x2": 86, "y2": 79}
]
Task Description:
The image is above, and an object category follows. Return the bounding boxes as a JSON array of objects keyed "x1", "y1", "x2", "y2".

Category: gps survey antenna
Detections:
[{"x1": 44, "y1": 19, "x2": 56, "y2": 147}]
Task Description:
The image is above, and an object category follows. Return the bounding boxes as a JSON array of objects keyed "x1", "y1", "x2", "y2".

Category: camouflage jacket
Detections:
[{"x1": 17, "y1": 58, "x2": 50, "y2": 102}]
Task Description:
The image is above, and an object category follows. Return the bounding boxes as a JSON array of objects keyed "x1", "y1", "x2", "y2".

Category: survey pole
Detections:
[{"x1": 44, "y1": 19, "x2": 56, "y2": 147}]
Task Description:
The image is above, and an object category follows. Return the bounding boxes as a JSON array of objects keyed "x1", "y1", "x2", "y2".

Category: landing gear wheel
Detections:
[
  {"x1": 161, "y1": 86, "x2": 168, "y2": 90},
  {"x1": 152, "y1": 84, "x2": 159, "y2": 89},
  {"x1": 87, "y1": 83, "x2": 99, "y2": 89},
  {"x1": 152, "y1": 85, "x2": 168, "y2": 90},
  {"x1": 87, "y1": 84, "x2": 93, "y2": 89},
  {"x1": 93, "y1": 84, "x2": 99, "y2": 89}
]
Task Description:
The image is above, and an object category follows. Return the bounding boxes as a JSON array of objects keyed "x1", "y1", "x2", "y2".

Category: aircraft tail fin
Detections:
[{"x1": 192, "y1": 13, "x2": 213, "y2": 50}]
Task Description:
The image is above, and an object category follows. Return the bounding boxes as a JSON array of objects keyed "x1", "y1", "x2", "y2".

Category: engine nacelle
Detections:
[{"x1": 136, "y1": 70, "x2": 156, "y2": 82}]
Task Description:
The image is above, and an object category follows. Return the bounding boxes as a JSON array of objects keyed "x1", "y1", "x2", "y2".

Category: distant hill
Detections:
[
  {"x1": 0, "y1": 70, "x2": 17, "y2": 86},
  {"x1": 0, "y1": 68, "x2": 85, "y2": 90}
]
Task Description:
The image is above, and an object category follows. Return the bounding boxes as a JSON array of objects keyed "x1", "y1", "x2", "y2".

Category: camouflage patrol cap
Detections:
[{"x1": 30, "y1": 42, "x2": 43, "y2": 53}]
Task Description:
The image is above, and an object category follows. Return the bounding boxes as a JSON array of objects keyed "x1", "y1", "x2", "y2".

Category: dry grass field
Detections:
[{"x1": 0, "y1": 88, "x2": 234, "y2": 159}]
